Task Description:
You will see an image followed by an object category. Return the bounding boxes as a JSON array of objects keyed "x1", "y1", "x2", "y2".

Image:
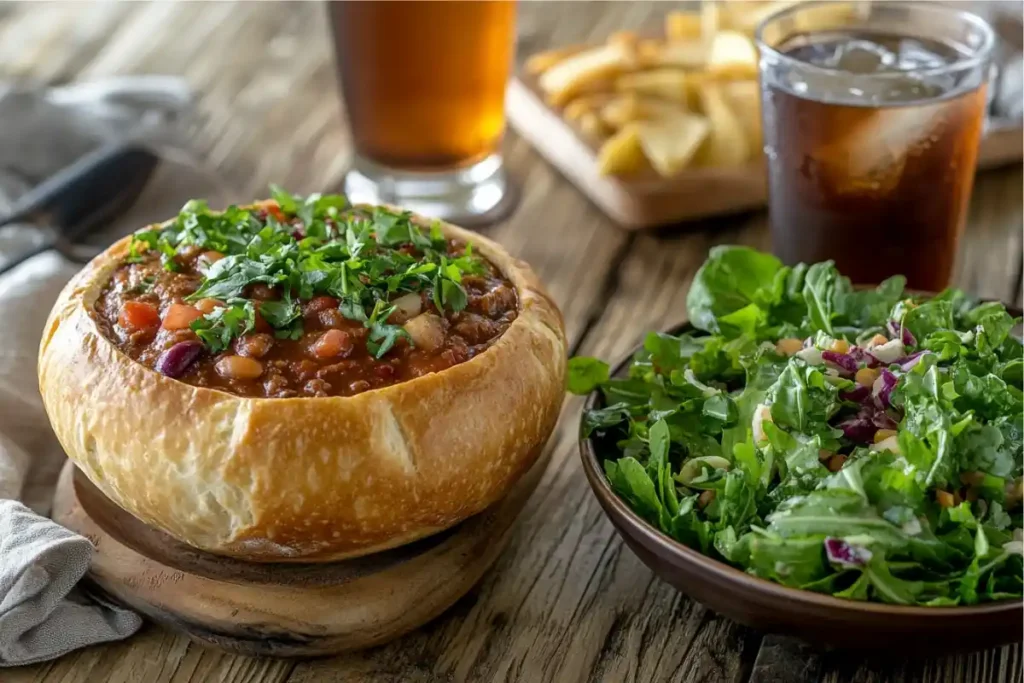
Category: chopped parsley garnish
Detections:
[{"x1": 128, "y1": 188, "x2": 484, "y2": 358}]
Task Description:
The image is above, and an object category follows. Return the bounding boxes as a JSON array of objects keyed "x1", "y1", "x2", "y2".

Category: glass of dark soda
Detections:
[{"x1": 756, "y1": 1, "x2": 995, "y2": 290}]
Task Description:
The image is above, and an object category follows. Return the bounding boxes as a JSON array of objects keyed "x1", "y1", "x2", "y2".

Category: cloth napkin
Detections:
[{"x1": 0, "y1": 76, "x2": 233, "y2": 666}]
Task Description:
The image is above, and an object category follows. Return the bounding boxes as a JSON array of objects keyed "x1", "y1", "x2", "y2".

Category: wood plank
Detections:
[{"x1": 954, "y1": 168, "x2": 1024, "y2": 305}]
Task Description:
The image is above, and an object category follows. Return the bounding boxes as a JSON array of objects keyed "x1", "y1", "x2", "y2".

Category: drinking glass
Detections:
[
  {"x1": 329, "y1": 0, "x2": 517, "y2": 227},
  {"x1": 756, "y1": 1, "x2": 995, "y2": 289}
]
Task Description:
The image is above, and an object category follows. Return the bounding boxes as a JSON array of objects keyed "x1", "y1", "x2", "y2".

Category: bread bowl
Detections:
[{"x1": 38, "y1": 191, "x2": 566, "y2": 562}]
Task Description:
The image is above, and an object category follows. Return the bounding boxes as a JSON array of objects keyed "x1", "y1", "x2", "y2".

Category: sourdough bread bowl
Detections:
[{"x1": 38, "y1": 194, "x2": 566, "y2": 562}]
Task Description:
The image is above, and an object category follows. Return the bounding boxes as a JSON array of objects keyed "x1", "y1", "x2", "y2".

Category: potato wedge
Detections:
[
  {"x1": 615, "y1": 69, "x2": 689, "y2": 103},
  {"x1": 721, "y1": 80, "x2": 763, "y2": 158},
  {"x1": 597, "y1": 124, "x2": 647, "y2": 175},
  {"x1": 695, "y1": 83, "x2": 749, "y2": 167},
  {"x1": 539, "y1": 42, "x2": 635, "y2": 106},
  {"x1": 707, "y1": 30, "x2": 758, "y2": 78},
  {"x1": 665, "y1": 10, "x2": 702, "y2": 41},
  {"x1": 525, "y1": 44, "x2": 587, "y2": 76},
  {"x1": 635, "y1": 113, "x2": 710, "y2": 177}
]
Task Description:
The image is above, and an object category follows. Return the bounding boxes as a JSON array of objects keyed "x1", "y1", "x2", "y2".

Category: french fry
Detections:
[
  {"x1": 525, "y1": 45, "x2": 587, "y2": 76},
  {"x1": 724, "y1": 1, "x2": 802, "y2": 35},
  {"x1": 615, "y1": 69, "x2": 689, "y2": 103},
  {"x1": 597, "y1": 124, "x2": 647, "y2": 175},
  {"x1": 707, "y1": 30, "x2": 758, "y2": 78},
  {"x1": 701, "y1": 1, "x2": 721, "y2": 40},
  {"x1": 636, "y1": 113, "x2": 710, "y2": 176},
  {"x1": 792, "y1": 2, "x2": 860, "y2": 33},
  {"x1": 578, "y1": 111, "x2": 610, "y2": 143},
  {"x1": 600, "y1": 94, "x2": 681, "y2": 129},
  {"x1": 665, "y1": 10, "x2": 702, "y2": 41},
  {"x1": 563, "y1": 95, "x2": 602, "y2": 122},
  {"x1": 608, "y1": 30, "x2": 640, "y2": 49},
  {"x1": 600, "y1": 95, "x2": 643, "y2": 130},
  {"x1": 539, "y1": 42, "x2": 635, "y2": 106},
  {"x1": 695, "y1": 83, "x2": 749, "y2": 167},
  {"x1": 721, "y1": 80, "x2": 763, "y2": 158},
  {"x1": 639, "y1": 39, "x2": 707, "y2": 69}
]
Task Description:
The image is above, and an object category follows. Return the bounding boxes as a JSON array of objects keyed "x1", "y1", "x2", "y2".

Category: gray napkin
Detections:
[{"x1": 0, "y1": 76, "x2": 233, "y2": 666}]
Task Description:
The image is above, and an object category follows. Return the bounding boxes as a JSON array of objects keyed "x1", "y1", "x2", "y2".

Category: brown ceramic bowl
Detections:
[{"x1": 579, "y1": 318, "x2": 1023, "y2": 652}]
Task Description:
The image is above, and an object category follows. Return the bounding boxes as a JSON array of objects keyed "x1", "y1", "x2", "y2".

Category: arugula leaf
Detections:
[
  {"x1": 567, "y1": 357, "x2": 610, "y2": 395},
  {"x1": 765, "y1": 361, "x2": 841, "y2": 436},
  {"x1": 686, "y1": 246, "x2": 785, "y2": 337},
  {"x1": 802, "y1": 261, "x2": 838, "y2": 334},
  {"x1": 605, "y1": 457, "x2": 663, "y2": 524}
]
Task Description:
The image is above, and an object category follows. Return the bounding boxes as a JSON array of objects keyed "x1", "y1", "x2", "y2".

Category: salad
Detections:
[{"x1": 569, "y1": 246, "x2": 1023, "y2": 606}]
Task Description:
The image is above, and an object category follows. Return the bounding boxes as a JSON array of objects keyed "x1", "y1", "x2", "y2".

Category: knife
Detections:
[{"x1": 0, "y1": 142, "x2": 159, "y2": 275}]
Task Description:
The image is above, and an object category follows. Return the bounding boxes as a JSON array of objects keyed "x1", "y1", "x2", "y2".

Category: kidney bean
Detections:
[{"x1": 155, "y1": 341, "x2": 204, "y2": 378}]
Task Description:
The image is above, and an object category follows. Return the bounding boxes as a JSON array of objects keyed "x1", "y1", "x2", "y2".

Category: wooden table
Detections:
[{"x1": 6, "y1": 2, "x2": 1022, "y2": 682}]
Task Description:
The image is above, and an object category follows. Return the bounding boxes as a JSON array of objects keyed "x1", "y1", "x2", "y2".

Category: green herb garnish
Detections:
[
  {"x1": 571, "y1": 246, "x2": 1023, "y2": 606},
  {"x1": 133, "y1": 188, "x2": 482, "y2": 358}
]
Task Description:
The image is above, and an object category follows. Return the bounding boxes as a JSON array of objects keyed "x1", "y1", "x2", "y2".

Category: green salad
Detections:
[{"x1": 569, "y1": 246, "x2": 1023, "y2": 606}]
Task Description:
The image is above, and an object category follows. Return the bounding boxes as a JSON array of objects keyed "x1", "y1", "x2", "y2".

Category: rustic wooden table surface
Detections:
[{"x1": 5, "y1": 2, "x2": 1022, "y2": 682}]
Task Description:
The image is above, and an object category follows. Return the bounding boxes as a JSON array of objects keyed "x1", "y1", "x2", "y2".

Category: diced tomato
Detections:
[
  {"x1": 118, "y1": 301, "x2": 160, "y2": 332},
  {"x1": 162, "y1": 303, "x2": 204, "y2": 330}
]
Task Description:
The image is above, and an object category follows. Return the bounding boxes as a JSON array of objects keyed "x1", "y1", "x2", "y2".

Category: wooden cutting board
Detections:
[
  {"x1": 51, "y1": 445, "x2": 550, "y2": 657},
  {"x1": 506, "y1": 73, "x2": 1024, "y2": 230}
]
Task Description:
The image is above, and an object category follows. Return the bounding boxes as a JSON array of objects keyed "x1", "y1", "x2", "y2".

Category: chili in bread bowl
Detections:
[{"x1": 38, "y1": 191, "x2": 566, "y2": 562}]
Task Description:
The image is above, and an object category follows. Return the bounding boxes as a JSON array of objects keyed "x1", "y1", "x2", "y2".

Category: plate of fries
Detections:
[{"x1": 506, "y1": 0, "x2": 1022, "y2": 229}]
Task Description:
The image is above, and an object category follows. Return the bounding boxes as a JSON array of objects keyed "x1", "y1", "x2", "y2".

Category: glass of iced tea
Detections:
[
  {"x1": 329, "y1": 0, "x2": 517, "y2": 227},
  {"x1": 756, "y1": 1, "x2": 995, "y2": 290}
]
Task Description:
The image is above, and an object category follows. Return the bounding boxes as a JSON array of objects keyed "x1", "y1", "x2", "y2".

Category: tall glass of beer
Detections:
[{"x1": 329, "y1": 1, "x2": 517, "y2": 227}]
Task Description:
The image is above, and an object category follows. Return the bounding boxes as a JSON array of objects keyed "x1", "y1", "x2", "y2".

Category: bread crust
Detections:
[{"x1": 38, "y1": 207, "x2": 566, "y2": 562}]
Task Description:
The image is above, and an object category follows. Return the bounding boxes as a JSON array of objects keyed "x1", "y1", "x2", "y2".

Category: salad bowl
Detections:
[
  {"x1": 580, "y1": 320, "x2": 1023, "y2": 651},
  {"x1": 576, "y1": 248, "x2": 1022, "y2": 651}
]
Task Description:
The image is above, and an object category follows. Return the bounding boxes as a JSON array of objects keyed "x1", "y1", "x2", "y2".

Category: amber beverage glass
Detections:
[
  {"x1": 756, "y1": 2, "x2": 995, "y2": 290},
  {"x1": 329, "y1": 0, "x2": 517, "y2": 227}
]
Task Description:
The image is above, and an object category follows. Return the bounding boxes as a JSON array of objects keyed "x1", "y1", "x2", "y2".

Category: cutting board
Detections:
[
  {"x1": 51, "y1": 444, "x2": 550, "y2": 657},
  {"x1": 506, "y1": 73, "x2": 1023, "y2": 230}
]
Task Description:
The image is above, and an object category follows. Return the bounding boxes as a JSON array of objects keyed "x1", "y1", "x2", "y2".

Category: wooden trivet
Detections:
[{"x1": 51, "y1": 448, "x2": 549, "y2": 657}]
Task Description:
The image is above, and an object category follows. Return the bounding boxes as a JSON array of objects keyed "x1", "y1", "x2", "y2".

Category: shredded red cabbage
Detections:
[
  {"x1": 822, "y1": 350, "x2": 858, "y2": 374},
  {"x1": 824, "y1": 537, "x2": 873, "y2": 567}
]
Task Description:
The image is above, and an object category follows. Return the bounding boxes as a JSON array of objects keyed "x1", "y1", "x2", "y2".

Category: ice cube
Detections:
[
  {"x1": 817, "y1": 101, "x2": 945, "y2": 194},
  {"x1": 896, "y1": 39, "x2": 947, "y2": 71},
  {"x1": 825, "y1": 39, "x2": 897, "y2": 74}
]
